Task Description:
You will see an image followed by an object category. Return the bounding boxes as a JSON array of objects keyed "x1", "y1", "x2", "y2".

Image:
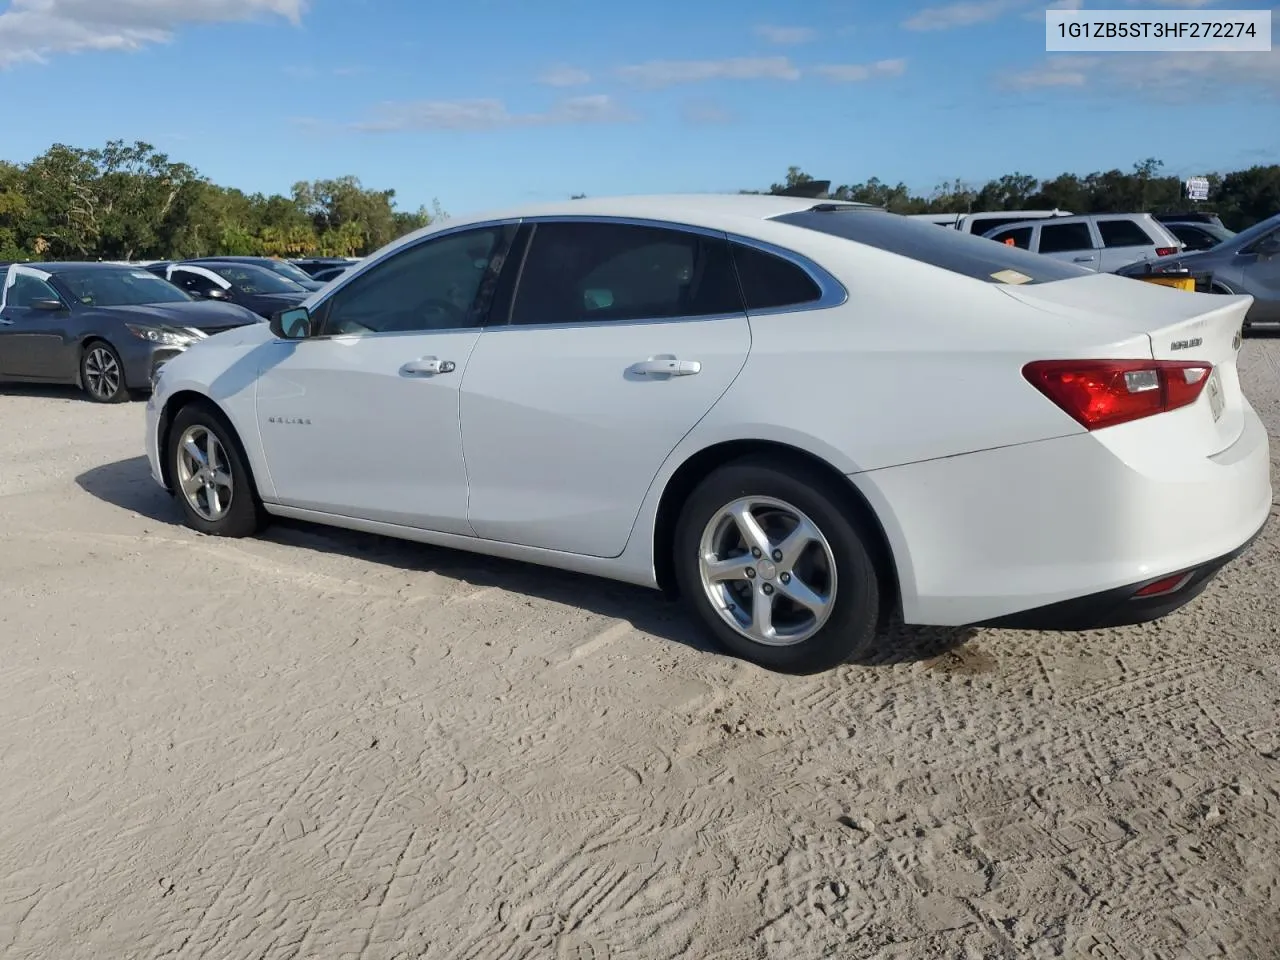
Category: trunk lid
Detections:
[{"x1": 999, "y1": 273, "x2": 1252, "y2": 454}]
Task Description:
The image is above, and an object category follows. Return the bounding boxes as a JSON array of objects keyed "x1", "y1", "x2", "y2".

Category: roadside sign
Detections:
[{"x1": 1185, "y1": 176, "x2": 1210, "y2": 202}]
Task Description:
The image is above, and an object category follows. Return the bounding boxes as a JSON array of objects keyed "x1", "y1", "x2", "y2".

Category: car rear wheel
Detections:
[
  {"x1": 80, "y1": 342, "x2": 128, "y2": 403},
  {"x1": 168, "y1": 403, "x2": 266, "y2": 538},
  {"x1": 673, "y1": 457, "x2": 881, "y2": 674}
]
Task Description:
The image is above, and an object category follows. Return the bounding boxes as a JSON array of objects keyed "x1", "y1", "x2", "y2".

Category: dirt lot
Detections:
[{"x1": 1, "y1": 340, "x2": 1278, "y2": 960}]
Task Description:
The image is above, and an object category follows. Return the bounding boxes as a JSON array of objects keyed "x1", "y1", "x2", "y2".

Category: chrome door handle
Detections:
[
  {"x1": 630, "y1": 358, "x2": 701, "y2": 377},
  {"x1": 400, "y1": 356, "x2": 456, "y2": 376},
  {"x1": 1072, "y1": 256, "x2": 1095, "y2": 262}
]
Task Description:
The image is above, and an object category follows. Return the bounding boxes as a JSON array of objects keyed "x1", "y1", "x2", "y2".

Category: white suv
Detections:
[{"x1": 983, "y1": 213, "x2": 1183, "y2": 273}]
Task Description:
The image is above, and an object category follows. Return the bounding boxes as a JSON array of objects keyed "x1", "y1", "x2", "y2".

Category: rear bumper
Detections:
[
  {"x1": 851, "y1": 400, "x2": 1272, "y2": 626},
  {"x1": 975, "y1": 515, "x2": 1267, "y2": 630}
]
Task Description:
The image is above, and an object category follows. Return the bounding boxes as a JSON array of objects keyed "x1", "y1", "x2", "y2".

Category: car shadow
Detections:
[
  {"x1": 0, "y1": 384, "x2": 149, "y2": 402},
  {"x1": 75, "y1": 456, "x2": 978, "y2": 667},
  {"x1": 0, "y1": 384, "x2": 86, "y2": 401}
]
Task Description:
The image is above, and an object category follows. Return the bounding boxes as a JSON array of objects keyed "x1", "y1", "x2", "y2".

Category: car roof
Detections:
[
  {"x1": 377, "y1": 193, "x2": 875, "y2": 261},
  {"x1": 433, "y1": 193, "x2": 868, "y2": 232},
  {"x1": 14, "y1": 261, "x2": 154, "y2": 273}
]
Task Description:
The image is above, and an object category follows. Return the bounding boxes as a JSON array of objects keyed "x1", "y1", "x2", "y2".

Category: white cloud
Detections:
[
  {"x1": 1001, "y1": 45, "x2": 1280, "y2": 95},
  {"x1": 538, "y1": 64, "x2": 591, "y2": 87},
  {"x1": 0, "y1": 0, "x2": 303, "y2": 66},
  {"x1": 348, "y1": 95, "x2": 636, "y2": 132},
  {"x1": 681, "y1": 99, "x2": 734, "y2": 125},
  {"x1": 752, "y1": 24, "x2": 818, "y2": 44},
  {"x1": 814, "y1": 58, "x2": 907, "y2": 81},
  {"x1": 902, "y1": 0, "x2": 1022, "y2": 30},
  {"x1": 616, "y1": 56, "x2": 801, "y2": 87}
]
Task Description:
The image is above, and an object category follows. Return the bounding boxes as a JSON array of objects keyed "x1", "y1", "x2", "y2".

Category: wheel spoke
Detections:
[
  {"x1": 183, "y1": 435, "x2": 207, "y2": 468},
  {"x1": 747, "y1": 584, "x2": 776, "y2": 642},
  {"x1": 778, "y1": 573, "x2": 832, "y2": 619},
  {"x1": 702, "y1": 554, "x2": 756, "y2": 583},
  {"x1": 728, "y1": 503, "x2": 772, "y2": 557},
  {"x1": 776, "y1": 517, "x2": 821, "y2": 567},
  {"x1": 211, "y1": 469, "x2": 233, "y2": 490},
  {"x1": 204, "y1": 434, "x2": 219, "y2": 471},
  {"x1": 179, "y1": 474, "x2": 203, "y2": 496},
  {"x1": 207, "y1": 484, "x2": 223, "y2": 517}
]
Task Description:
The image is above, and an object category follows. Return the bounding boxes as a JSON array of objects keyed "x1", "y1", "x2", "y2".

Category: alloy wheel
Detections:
[
  {"x1": 175, "y1": 425, "x2": 234, "y2": 522},
  {"x1": 83, "y1": 346, "x2": 121, "y2": 400},
  {"x1": 697, "y1": 496, "x2": 838, "y2": 646}
]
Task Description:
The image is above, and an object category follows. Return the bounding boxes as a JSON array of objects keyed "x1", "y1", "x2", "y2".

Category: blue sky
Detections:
[{"x1": 0, "y1": 0, "x2": 1276, "y2": 217}]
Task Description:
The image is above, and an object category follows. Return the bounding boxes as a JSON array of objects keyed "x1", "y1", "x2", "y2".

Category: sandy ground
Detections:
[{"x1": 0, "y1": 341, "x2": 1277, "y2": 960}]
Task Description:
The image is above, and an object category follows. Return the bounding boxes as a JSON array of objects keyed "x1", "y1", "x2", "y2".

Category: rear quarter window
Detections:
[{"x1": 774, "y1": 209, "x2": 1089, "y2": 285}]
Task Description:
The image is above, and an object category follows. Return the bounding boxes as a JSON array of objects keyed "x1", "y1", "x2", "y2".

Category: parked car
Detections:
[
  {"x1": 983, "y1": 213, "x2": 1182, "y2": 272},
  {"x1": 1116, "y1": 211, "x2": 1280, "y2": 332},
  {"x1": 0, "y1": 261, "x2": 261, "y2": 402},
  {"x1": 143, "y1": 194, "x2": 1270, "y2": 673},
  {"x1": 192, "y1": 256, "x2": 326, "y2": 291},
  {"x1": 157, "y1": 260, "x2": 310, "y2": 319},
  {"x1": 309, "y1": 264, "x2": 352, "y2": 283},
  {"x1": 909, "y1": 210, "x2": 1072, "y2": 234},
  {"x1": 291, "y1": 257, "x2": 360, "y2": 278},
  {"x1": 1164, "y1": 220, "x2": 1236, "y2": 252},
  {"x1": 1156, "y1": 211, "x2": 1228, "y2": 229}
]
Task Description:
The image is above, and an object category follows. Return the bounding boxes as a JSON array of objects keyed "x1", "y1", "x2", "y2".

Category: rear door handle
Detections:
[
  {"x1": 630, "y1": 358, "x2": 701, "y2": 377},
  {"x1": 1072, "y1": 256, "x2": 1095, "y2": 262},
  {"x1": 400, "y1": 356, "x2": 456, "y2": 376}
]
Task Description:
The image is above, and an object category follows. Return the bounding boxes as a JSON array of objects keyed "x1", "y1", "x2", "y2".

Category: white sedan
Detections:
[{"x1": 144, "y1": 194, "x2": 1272, "y2": 673}]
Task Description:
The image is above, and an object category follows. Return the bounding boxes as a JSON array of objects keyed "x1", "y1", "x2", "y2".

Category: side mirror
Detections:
[
  {"x1": 30, "y1": 298, "x2": 66, "y2": 311},
  {"x1": 270, "y1": 306, "x2": 313, "y2": 339},
  {"x1": 205, "y1": 287, "x2": 230, "y2": 301}
]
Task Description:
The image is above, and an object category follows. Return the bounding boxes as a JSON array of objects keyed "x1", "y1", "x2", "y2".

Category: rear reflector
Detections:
[
  {"x1": 1022, "y1": 359, "x2": 1213, "y2": 430},
  {"x1": 1134, "y1": 572, "x2": 1195, "y2": 598}
]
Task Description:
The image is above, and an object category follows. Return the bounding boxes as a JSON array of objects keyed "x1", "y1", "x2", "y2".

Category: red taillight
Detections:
[
  {"x1": 1155, "y1": 246, "x2": 1178, "y2": 256},
  {"x1": 1022, "y1": 359, "x2": 1213, "y2": 430}
]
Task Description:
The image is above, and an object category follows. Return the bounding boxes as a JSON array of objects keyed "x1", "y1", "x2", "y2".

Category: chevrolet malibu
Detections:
[{"x1": 144, "y1": 195, "x2": 1271, "y2": 673}]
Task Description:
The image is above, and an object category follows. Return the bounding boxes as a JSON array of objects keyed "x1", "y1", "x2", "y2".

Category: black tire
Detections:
[
  {"x1": 672, "y1": 456, "x2": 882, "y2": 674},
  {"x1": 167, "y1": 402, "x2": 266, "y2": 538},
  {"x1": 79, "y1": 341, "x2": 129, "y2": 403}
]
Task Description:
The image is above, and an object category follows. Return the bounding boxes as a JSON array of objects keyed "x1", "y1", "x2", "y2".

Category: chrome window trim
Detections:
[
  {"x1": 288, "y1": 212, "x2": 848, "y2": 341},
  {"x1": 723, "y1": 230, "x2": 848, "y2": 315},
  {"x1": 488, "y1": 214, "x2": 846, "y2": 331}
]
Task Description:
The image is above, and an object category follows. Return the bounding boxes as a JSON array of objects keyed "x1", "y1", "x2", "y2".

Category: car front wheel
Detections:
[
  {"x1": 80, "y1": 341, "x2": 128, "y2": 403},
  {"x1": 673, "y1": 457, "x2": 882, "y2": 674},
  {"x1": 167, "y1": 403, "x2": 265, "y2": 538}
]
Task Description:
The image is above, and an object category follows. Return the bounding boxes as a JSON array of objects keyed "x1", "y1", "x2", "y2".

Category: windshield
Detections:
[
  {"x1": 56, "y1": 267, "x2": 192, "y2": 306},
  {"x1": 775, "y1": 208, "x2": 1090, "y2": 285},
  {"x1": 259, "y1": 259, "x2": 317, "y2": 284},
  {"x1": 205, "y1": 263, "x2": 306, "y2": 295},
  {"x1": 1228, "y1": 212, "x2": 1280, "y2": 250}
]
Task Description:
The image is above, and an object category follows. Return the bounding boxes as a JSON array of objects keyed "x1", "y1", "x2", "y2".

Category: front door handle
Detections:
[
  {"x1": 1072, "y1": 256, "x2": 1095, "y2": 263},
  {"x1": 400, "y1": 356, "x2": 456, "y2": 376},
  {"x1": 630, "y1": 357, "x2": 701, "y2": 377}
]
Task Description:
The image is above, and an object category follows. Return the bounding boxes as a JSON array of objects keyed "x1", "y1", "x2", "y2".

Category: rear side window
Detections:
[
  {"x1": 510, "y1": 221, "x2": 742, "y2": 325},
  {"x1": 730, "y1": 243, "x2": 821, "y2": 310},
  {"x1": 1098, "y1": 218, "x2": 1156, "y2": 248},
  {"x1": 968, "y1": 216, "x2": 1035, "y2": 235},
  {"x1": 990, "y1": 226, "x2": 1033, "y2": 249},
  {"x1": 1038, "y1": 222, "x2": 1094, "y2": 254},
  {"x1": 774, "y1": 209, "x2": 1089, "y2": 285}
]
